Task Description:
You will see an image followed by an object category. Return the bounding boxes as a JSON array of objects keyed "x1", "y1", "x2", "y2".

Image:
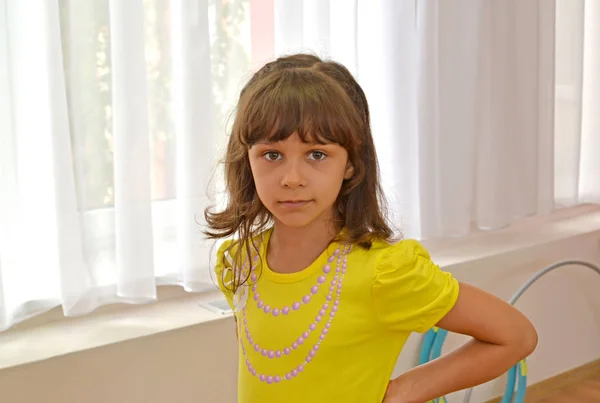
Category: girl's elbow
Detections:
[
  {"x1": 523, "y1": 324, "x2": 538, "y2": 356},
  {"x1": 514, "y1": 319, "x2": 538, "y2": 359}
]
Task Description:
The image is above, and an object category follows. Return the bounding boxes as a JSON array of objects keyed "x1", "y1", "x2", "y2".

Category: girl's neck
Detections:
[{"x1": 267, "y1": 218, "x2": 340, "y2": 274}]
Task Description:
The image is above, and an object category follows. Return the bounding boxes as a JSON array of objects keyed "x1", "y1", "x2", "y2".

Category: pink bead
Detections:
[
  {"x1": 261, "y1": 349, "x2": 267, "y2": 356},
  {"x1": 274, "y1": 376, "x2": 281, "y2": 383},
  {"x1": 334, "y1": 300, "x2": 338, "y2": 306},
  {"x1": 258, "y1": 300, "x2": 264, "y2": 308},
  {"x1": 302, "y1": 295, "x2": 311, "y2": 304},
  {"x1": 264, "y1": 305, "x2": 271, "y2": 313},
  {"x1": 260, "y1": 374, "x2": 266, "y2": 382},
  {"x1": 246, "y1": 359, "x2": 250, "y2": 366},
  {"x1": 297, "y1": 336, "x2": 305, "y2": 345},
  {"x1": 316, "y1": 315, "x2": 322, "y2": 322},
  {"x1": 306, "y1": 356, "x2": 312, "y2": 362},
  {"x1": 314, "y1": 344, "x2": 319, "y2": 350},
  {"x1": 254, "y1": 344, "x2": 260, "y2": 352},
  {"x1": 298, "y1": 364, "x2": 305, "y2": 372},
  {"x1": 292, "y1": 302, "x2": 301, "y2": 310},
  {"x1": 329, "y1": 286, "x2": 335, "y2": 292},
  {"x1": 291, "y1": 369, "x2": 298, "y2": 377},
  {"x1": 326, "y1": 323, "x2": 330, "y2": 329},
  {"x1": 332, "y1": 306, "x2": 338, "y2": 312},
  {"x1": 323, "y1": 264, "x2": 331, "y2": 273},
  {"x1": 266, "y1": 376, "x2": 273, "y2": 384},
  {"x1": 268, "y1": 351, "x2": 275, "y2": 359},
  {"x1": 309, "y1": 323, "x2": 316, "y2": 331},
  {"x1": 328, "y1": 256, "x2": 334, "y2": 263},
  {"x1": 311, "y1": 285, "x2": 319, "y2": 294},
  {"x1": 272, "y1": 308, "x2": 280, "y2": 316},
  {"x1": 303, "y1": 331, "x2": 309, "y2": 339},
  {"x1": 322, "y1": 328, "x2": 329, "y2": 335},
  {"x1": 282, "y1": 306, "x2": 290, "y2": 315},
  {"x1": 251, "y1": 273, "x2": 257, "y2": 282},
  {"x1": 338, "y1": 283, "x2": 342, "y2": 290},
  {"x1": 292, "y1": 342, "x2": 299, "y2": 350},
  {"x1": 286, "y1": 373, "x2": 293, "y2": 380},
  {"x1": 326, "y1": 295, "x2": 332, "y2": 301},
  {"x1": 323, "y1": 303, "x2": 329, "y2": 309},
  {"x1": 334, "y1": 249, "x2": 340, "y2": 256},
  {"x1": 320, "y1": 334, "x2": 325, "y2": 341},
  {"x1": 319, "y1": 309, "x2": 326, "y2": 316},
  {"x1": 253, "y1": 294, "x2": 259, "y2": 301},
  {"x1": 252, "y1": 369, "x2": 257, "y2": 376},
  {"x1": 284, "y1": 348, "x2": 291, "y2": 355},
  {"x1": 318, "y1": 276, "x2": 326, "y2": 284},
  {"x1": 309, "y1": 349, "x2": 316, "y2": 357},
  {"x1": 276, "y1": 350, "x2": 282, "y2": 358}
]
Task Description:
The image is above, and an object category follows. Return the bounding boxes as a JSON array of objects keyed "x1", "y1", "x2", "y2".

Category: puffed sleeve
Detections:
[
  {"x1": 372, "y1": 239, "x2": 460, "y2": 333},
  {"x1": 214, "y1": 239, "x2": 235, "y2": 311}
]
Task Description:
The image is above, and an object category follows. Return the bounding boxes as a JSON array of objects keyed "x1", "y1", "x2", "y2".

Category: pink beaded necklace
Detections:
[
  {"x1": 236, "y1": 243, "x2": 352, "y2": 384},
  {"x1": 251, "y1": 251, "x2": 337, "y2": 316}
]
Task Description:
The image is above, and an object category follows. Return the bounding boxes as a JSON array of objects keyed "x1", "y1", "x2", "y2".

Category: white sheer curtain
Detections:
[
  {"x1": 0, "y1": 0, "x2": 250, "y2": 331},
  {"x1": 0, "y1": 0, "x2": 598, "y2": 331},
  {"x1": 364, "y1": 0, "x2": 598, "y2": 239},
  {"x1": 269, "y1": 0, "x2": 599, "y2": 239}
]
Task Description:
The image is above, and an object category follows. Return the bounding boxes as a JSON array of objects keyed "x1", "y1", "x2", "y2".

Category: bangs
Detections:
[{"x1": 237, "y1": 68, "x2": 364, "y2": 148}]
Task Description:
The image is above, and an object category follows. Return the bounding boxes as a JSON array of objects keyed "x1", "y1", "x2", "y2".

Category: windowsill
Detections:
[
  {"x1": 0, "y1": 203, "x2": 598, "y2": 371},
  {"x1": 422, "y1": 203, "x2": 600, "y2": 269},
  {"x1": 0, "y1": 289, "x2": 231, "y2": 370}
]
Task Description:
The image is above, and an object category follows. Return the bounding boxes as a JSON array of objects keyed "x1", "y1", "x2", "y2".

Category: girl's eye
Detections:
[
  {"x1": 308, "y1": 151, "x2": 327, "y2": 161},
  {"x1": 263, "y1": 151, "x2": 282, "y2": 161}
]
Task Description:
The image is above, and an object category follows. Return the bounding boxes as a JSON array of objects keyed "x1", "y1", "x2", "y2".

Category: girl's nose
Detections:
[{"x1": 280, "y1": 160, "x2": 306, "y2": 189}]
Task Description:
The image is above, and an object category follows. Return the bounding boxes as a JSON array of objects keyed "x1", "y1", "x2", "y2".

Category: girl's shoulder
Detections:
[
  {"x1": 367, "y1": 238, "x2": 459, "y2": 333},
  {"x1": 213, "y1": 229, "x2": 272, "y2": 308},
  {"x1": 362, "y1": 237, "x2": 453, "y2": 298},
  {"x1": 214, "y1": 228, "x2": 272, "y2": 270},
  {"x1": 361, "y1": 237, "x2": 434, "y2": 271},
  {"x1": 348, "y1": 237, "x2": 440, "y2": 287}
]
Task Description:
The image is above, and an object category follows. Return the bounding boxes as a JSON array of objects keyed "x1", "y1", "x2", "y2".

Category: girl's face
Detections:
[{"x1": 248, "y1": 133, "x2": 354, "y2": 229}]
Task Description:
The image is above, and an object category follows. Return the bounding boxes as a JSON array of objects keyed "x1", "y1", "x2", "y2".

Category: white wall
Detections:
[
  {"x1": 1, "y1": 207, "x2": 599, "y2": 403},
  {"x1": 1, "y1": 318, "x2": 240, "y2": 403}
]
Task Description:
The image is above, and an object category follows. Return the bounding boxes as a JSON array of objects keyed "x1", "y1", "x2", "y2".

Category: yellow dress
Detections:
[{"x1": 215, "y1": 228, "x2": 459, "y2": 403}]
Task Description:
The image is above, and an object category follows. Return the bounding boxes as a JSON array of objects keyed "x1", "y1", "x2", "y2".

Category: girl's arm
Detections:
[{"x1": 384, "y1": 282, "x2": 538, "y2": 403}]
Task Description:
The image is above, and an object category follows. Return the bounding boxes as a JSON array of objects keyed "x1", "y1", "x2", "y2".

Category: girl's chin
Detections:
[{"x1": 269, "y1": 205, "x2": 337, "y2": 230}]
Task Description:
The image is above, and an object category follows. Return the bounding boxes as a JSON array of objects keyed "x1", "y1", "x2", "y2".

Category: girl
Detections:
[{"x1": 204, "y1": 54, "x2": 537, "y2": 403}]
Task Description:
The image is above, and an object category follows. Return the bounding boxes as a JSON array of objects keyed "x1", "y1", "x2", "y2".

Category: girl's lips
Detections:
[{"x1": 279, "y1": 200, "x2": 312, "y2": 208}]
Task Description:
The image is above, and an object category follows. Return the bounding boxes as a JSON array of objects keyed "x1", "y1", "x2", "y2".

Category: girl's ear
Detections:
[{"x1": 344, "y1": 163, "x2": 354, "y2": 180}]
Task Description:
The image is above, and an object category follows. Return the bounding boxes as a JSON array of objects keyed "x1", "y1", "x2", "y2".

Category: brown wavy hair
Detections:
[{"x1": 204, "y1": 53, "x2": 394, "y2": 295}]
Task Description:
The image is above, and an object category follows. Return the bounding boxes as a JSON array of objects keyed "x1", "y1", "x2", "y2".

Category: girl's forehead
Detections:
[{"x1": 253, "y1": 132, "x2": 337, "y2": 146}]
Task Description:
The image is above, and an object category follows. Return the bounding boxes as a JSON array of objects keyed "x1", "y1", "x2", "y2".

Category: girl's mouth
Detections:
[{"x1": 278, "y1": 200, "x2": 312, "y2": 208}]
